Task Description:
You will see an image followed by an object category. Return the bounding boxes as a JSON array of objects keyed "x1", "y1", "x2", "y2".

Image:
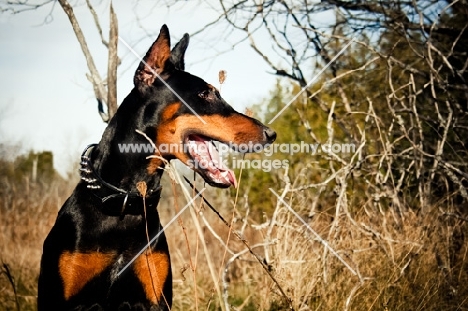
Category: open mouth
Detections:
[{"x1": 185, "y1": 134, "x2": 237, "y2": 188}]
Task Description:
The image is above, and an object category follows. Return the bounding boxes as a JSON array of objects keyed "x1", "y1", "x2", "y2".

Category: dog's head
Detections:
[{"x1": 133, "y1": 25, "x2": 276, "y2": 188}]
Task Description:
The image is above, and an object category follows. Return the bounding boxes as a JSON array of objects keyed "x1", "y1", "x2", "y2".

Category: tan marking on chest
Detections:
[
  {"x1": 59, "y1": 251, "x2": 115, "y2": 300},
  {"x1": 133, "y1": 251, "x2": 170, "y2": 304}
]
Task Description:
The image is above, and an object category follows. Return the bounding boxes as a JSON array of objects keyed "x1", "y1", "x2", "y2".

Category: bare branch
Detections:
[
  {"x1": 85, "y1": 0, "x2": 108, "y2": 48},
  {"x1": 57, "y1": 0, "x2": 107, "y2": 122},
  {"x1": 106, "y1": 2, "x2": 118, "y2": 120}
]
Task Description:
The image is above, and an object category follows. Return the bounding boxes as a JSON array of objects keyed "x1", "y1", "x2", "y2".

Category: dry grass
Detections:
[
  {"x1": 0, "y1": 176, "x2": 74, "y2": 311},
  {"x1": 170, "y1": 191, "x2": 468, "y2": 311},
  {"x1": 1, "y1": 171, "x2": 467, "y2": 311}
]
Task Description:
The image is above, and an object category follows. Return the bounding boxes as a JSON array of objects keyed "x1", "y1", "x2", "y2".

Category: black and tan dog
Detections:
[{"x1": 38, "y1": 25, "x2": 276, "y2": 310}]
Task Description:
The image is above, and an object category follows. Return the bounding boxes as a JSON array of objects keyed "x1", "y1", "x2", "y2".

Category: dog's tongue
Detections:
[{"x1": 188, "y1": 135, "x2": 237, "y2": 188}]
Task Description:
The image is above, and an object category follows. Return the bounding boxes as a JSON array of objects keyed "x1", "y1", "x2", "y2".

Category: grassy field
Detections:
[
  {"x1": 2, "y1": 1, "x2": 468, "y2": 309},
  {"x1": 1, "y1": 169, "x2": 467, "y2": 311}
]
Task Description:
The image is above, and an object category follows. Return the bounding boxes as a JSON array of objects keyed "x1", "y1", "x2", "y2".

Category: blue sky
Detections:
[{"x1": 0, "y1": 1, "x2": 277, "y2": 175}]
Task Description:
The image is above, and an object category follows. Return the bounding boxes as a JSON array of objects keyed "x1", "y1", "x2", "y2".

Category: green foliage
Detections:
[
  {"x1": 232, "y1": 80, "x2": 335, "y2": 217},
  {"x1": 0, "y1": 148, "x2": 57, "y2": 184},
  {"x1": 234, "y1": 1, "x2": 468, "y2": 217}
]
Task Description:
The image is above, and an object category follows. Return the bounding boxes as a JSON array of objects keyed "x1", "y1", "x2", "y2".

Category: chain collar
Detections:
[{"x1": 79, "y1": 144, "x2": 162, "y2": 218}]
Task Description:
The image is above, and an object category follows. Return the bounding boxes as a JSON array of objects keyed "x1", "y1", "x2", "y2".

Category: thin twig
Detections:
[{"x1": 183, "y1": 177, "x2": 295, "y2": 310}]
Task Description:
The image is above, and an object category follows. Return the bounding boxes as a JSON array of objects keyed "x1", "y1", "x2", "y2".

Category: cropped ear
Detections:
[
  {"x1": 170, "y1": 33, "x2": 189, "y2": 70},
  {"x1": 134, "y1": 25, "x2": 172, "y2": 87}
]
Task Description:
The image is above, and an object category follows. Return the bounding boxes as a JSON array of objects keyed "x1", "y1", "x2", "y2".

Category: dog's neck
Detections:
[
  {"x1": 90, "y1": 91, "x2": 165, "y2": 196},
  {"x1": 88, "y1": 144, "x2": 163, "y2": 196},
  {"x1": 77, "y1": 89, "x2": 169, "y2": 218}
]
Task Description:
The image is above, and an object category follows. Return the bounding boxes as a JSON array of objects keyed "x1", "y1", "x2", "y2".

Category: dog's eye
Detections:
[{"x1": 198, "y1": 90, "x2": 210, "y2": 99}]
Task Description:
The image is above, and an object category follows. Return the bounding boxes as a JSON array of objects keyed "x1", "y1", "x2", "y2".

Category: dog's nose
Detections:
[{"x1": 264, "y1": 127, "x2": 277, "y2": 142}]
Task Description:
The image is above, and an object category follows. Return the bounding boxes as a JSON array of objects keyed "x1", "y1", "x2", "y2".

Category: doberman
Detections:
[{"x1": 38, "y1": 25, "x2": 276, "y2": 310}]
